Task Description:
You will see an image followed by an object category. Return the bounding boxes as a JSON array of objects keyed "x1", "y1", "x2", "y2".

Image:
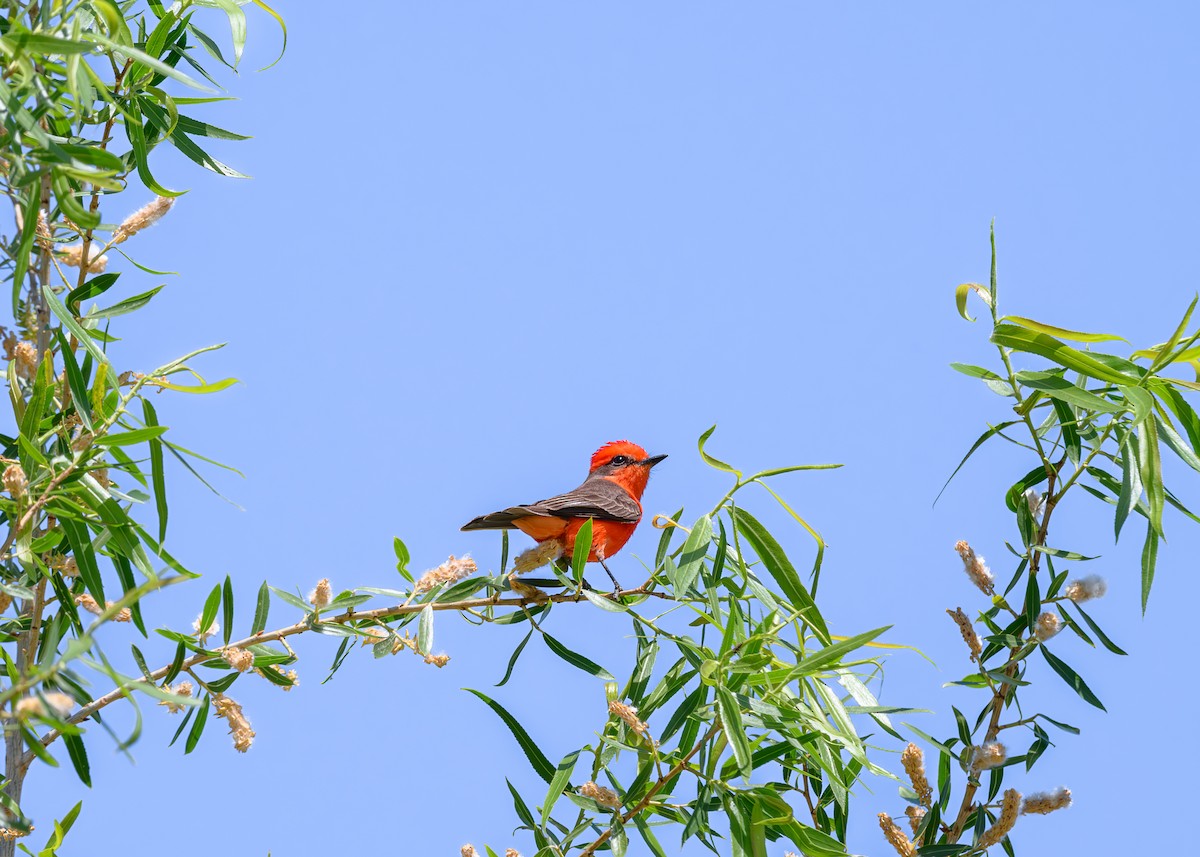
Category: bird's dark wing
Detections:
[{"x1": 461, "y1": 476, "x2": 642, "y2": 531}]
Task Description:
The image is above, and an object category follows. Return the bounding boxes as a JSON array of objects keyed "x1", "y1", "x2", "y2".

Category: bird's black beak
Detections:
[{"x1": 643, "y1": 454, "x2": 668, "y2": 468}]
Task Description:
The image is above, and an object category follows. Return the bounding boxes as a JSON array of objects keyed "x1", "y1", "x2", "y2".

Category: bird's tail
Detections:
[{"x1": 460, "y1": 508, "x2": 527, "y2": 531}]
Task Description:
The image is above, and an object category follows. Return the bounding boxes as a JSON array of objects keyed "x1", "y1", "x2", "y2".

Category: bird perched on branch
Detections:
[{"x1": 462, "y1": 440, "x2": 667, "y2": 591}]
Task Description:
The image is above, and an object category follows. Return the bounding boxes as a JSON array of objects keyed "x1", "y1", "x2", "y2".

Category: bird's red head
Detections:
[
  {"x1": 590, "y1": 440, "x2": 649, "y2": 471},
  {"x1": 589, "y1": 440, "x2": 667, "y2": 500}
]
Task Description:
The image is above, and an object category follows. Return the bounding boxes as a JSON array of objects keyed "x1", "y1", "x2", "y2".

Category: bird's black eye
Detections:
[{"x1": 610, "y1": 455, "x2": 631, "y2": 466}]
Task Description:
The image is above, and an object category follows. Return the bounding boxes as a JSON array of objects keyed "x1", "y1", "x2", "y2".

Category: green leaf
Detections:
[
  {"x1": 4, "y1": 31, "x2": 94, "y2": 54},
  {"x1": 1030, "y1": 545, "x2": 1098, "y2": 561},
  {"x1": 465, "y1": 689, "x2": 555, "y2": 783},
  {"x1": 571, "y1": 518, "x2": 592, "y2": 585},
  {"x1": 582, "y1": 589, "x2": 628, "y2": 612},
  {"x1": 20, "y1": 357, "x2": 53, "y2": 443},
  {"x1": 955, "y1": 283, "x2": 990, "y2": 322},
  {"x1": 63, "y1": 733, "x2": 90, "y2": 787},
  {"x1": 269, "y1": 586, "x2": 310, "y2": 613},
  {"x1": 1156, "y1": 411, "x2": 1200, "y2": 473},
  {"x1": 94, "y1": 426, "x2": 170, "y2": 447},
  {"x1": 935, "y1": 421, "x2": 1020, "y2": 505},
  {"x1": 86, "y1": 286, "x2": 165, "y2": 320},
  {"x1": 1115, "y1": 433, "x2": 1141, "y2": 541},
  {"x1": 991, "y1": 324, "x2": 1137, "y2": 385},
  {"x1": 251, "y1": 581, "x2": 270, "y2": 635},
  {"x1": 676, "y1": 514, "x2": 712, "y2": 595},
  {"x1": 778, "y1": 821, "x2": 849, "y2": 857},
  {"x1": 222, "y1": 575, "x2": 234, "y2": 646},
  {"x1": 541, "y1": 748, "x2": 581, "y2": 830},
  {"x1": 1141, "y1": 521, "x2": 1159, "y2": 614},
  {"x1": 1119, "y1": 385, "x2": 1155, "y2": 425},
  {"x1": 1036, "y1": 714, "x2": 1080, "y2": 735},
  {"x1": 142, "y1": 399, "x2": 168, "y2": 541},
  {"x1": 1002, "y1": 315, "x2": 1126, "y2": 343},
  {"x1": 716, "y1": 687, "x2": 752, "y2": 777},
  {"x1": 196, "y1": 0, "x2": 247, "y2": 64},
  {"x1": 417, "y1": 604, "x2": 433, "y2": 655},
  {"x1": 1050, "y1": 398, "x2": 1082, "y2": 463},
  {"x1": 795, "y1": 626, "x2": 890, "y2": 675},
  {"x1": 10, "y1": 187, "x2": 39, "y2": 315},
  {"x1": 57, "y1": 330, "x2": 94, "y2": 433},
  {"x1": 1014, "y1": 371, "x2": 1121, "y2": 413},
  {"x1": 729, "y1": 508, "x2": 829, "y2": 644},
  {"x1": 542, "y1": 632, "x2": 614, "y2": 680},
  {"x1": 1040, "y1": 647, "x2": 1105, "y2": 710},
  {"x1": 43, "y1": 285, "x2": 117, "y2": 377},
  {"x1": 1155, "y1": 383, "x2": 1200, "y2": 453},
  {"x1": 60, "y1": 517, "x2": 104, "y2": 603},
  {"x1": 184, "y1": 694, "x2": 210, "y2": 753},
  {"x1": 84, "y1": 31, "x2": 213, "y2": 92},
  {"x1": 198, "y1": 583, "x2": 221, "y2": 642},
  {"x1": 393, "y1": 536, "x2": 412, "y2": 581},
  {"x1": 1071, "y1": 603, "x2": 1127, "y2": 656},
  {"x1": 1138, "y1": 420, "x2": 1164, "y2": 536},
  {"x1": 67, "y1": 272, "x2": 121, "y2": 311},
  {"x1": 495, "y1": 628, "x2": 533, "y2": 687},
  {"x1": 162, "y1": 640, "x2": 187, "y2": 685},
  {"x1": 698, "y1": 424, "x2": 741, "y2": 477},
  {"x1": 250, "y1": 0, "x2": 289, "y2": 70}
]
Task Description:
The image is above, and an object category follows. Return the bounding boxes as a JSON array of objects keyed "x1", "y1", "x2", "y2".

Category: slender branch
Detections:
[
  {"x1": 27, "y1": 585, "x2": 672, "y2": 762},
  {"x1": 947, "y1": 438, "x2": 1064, "y2": 842},
  {"x1": 579, "y1": 722, "x2": 722, "y2": 857}
]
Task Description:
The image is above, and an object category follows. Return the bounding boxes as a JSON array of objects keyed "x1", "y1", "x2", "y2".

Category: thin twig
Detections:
[
  {"x1": 28, "y1": 585, "x2": 673, "y2": 762},
  {"x1": 579, "y1": 722, "x2": 722, "y2": 857}
]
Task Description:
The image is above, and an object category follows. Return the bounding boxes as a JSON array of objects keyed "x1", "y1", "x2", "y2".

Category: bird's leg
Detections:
[{"x1": 598, "y1": 559, "x2": 622, "y2": 595}]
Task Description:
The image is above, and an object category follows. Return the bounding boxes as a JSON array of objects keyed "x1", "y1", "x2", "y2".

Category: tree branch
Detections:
[
  {"x1": 27, "y1": 585, "x2": 672, "y2": 763},
  {"x1": 579, "y1": 722, "x2": 722, "y2": 857}
]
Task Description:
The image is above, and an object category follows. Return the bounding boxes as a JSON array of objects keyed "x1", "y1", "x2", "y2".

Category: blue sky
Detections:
[{"x1": 19, "y1": 2, "x2": 1200, "y2": 855}]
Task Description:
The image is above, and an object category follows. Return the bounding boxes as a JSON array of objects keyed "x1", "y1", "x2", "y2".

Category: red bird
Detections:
[{"x1": 462, "y1": 440, "x2": 667, "y2": 589}]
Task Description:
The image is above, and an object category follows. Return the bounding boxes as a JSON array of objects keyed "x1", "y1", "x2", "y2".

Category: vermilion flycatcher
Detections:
[{"x1": 462, "y1": 440, "x2": 667, "y2": 589}]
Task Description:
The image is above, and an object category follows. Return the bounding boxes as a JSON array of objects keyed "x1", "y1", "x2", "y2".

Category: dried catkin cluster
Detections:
[
  {"x1": 946, "y1": 607, "x2": 982, "y2": 661},
  {"x1": 111, "y1": 196, "x2": 174, "y2": 244},
  {"x1": 308, "y1": 577, "x2": 332, "y2": 608},
  {"x1": 14, "y1": 692, "x2": 74, "y2": 719},
  {"x1": 877, "y1": 812, "x2": 917, "y2": 857},
  {"x1": 221, "y1": 646, "x2": 254, "y2": 672},
  {"x1": 213, "y1": 693, "x2": 254, "y2": 752},
  {"x1": 508, "y1": 575, "x2": 549, "y2": 603},
  {"x1": 609, "y1": 699, "x2": 649, "y2": 738},
  {"x1": 415, "y1": 555, "x2": 477, "y2": 593},
  {"x1": 1064, "y1": 575, "x2": 1107, "y2": 603},
  {"x1": 10, "y1": 340, "x2": 37, "y2": 380},
  {"x1": 59, "y1": 242, "x2": 107, "y2": 273},
  {"x1": 580, "y1": 781, "x2": 621, "y2": 808},
  {"x1": 513, "y1": 539, "x2": 564, "y2": 573},
  {"x1": 901, "y1": 743, "x2": 932, "y2": 807},
  {"x1": 954, "y1": 540, "x2": 995, "y2": 594},
  {"x1": 74, "y1": 593, "x2": 131, "y2": 622},
  {"x1": 1022, "y1": 787, "x2": 1072, "y2": 815},
  {"x1": 979, "y1": 788, "x2": 1021, "y2": 847},
  {"x1": 1034, "y1": 611, "x2": 1061, "y2": 641},
  {"x1": 2, "y1": 463, "x2": 28, "y2": 498},
  {"x1": 158, "y1": 681, "x2": 193, "y2": 714},
  {"x1": 971, "y1": 742, "x2": 1007, "y2": 772}
]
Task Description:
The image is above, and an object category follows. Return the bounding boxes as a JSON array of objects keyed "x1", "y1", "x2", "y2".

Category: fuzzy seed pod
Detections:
[
  {"x1": 877, "y1": 812, "x2": 917, "y2": 857},
  {"x1": 954, "y1": 540, "x2": 995, "y2": 594}
]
